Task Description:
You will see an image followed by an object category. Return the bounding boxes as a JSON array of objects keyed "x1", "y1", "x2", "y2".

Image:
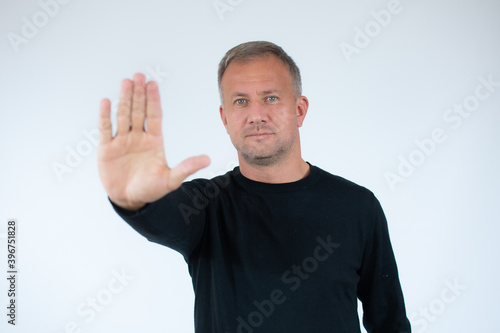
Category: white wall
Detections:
[{"x1": 1, "y1": 0, "x2": 499, "y2": 332}]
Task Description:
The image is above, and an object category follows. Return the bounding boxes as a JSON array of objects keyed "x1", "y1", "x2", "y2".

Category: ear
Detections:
[
  {"x1": 295, "y1": 96, "x2": 309, "y2": 128},
  {"x1": 219, "y1": 105, "x2": 229, "y2": 133}
]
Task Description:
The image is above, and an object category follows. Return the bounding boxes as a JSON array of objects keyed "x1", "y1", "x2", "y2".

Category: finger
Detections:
[
  {"x1": 145, "y1": 81, "x2": 163, "y2": 136},
  {"x1": 99, "y1": 98, "x2": 112, "y2": 144},
  {"x1": 116, "y1": 79, "x2": 133, "y2": 135},
  {"x1": 169, "y1": 155, "x2": 211, "y2": 189},
  {"x1": 131, "y1": 73, "x2": 146, "y2": 132}
]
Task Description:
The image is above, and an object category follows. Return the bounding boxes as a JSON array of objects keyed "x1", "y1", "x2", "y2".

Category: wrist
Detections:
[{"x1": 109, "y1": 197, "x2": 146, "y2": 211}]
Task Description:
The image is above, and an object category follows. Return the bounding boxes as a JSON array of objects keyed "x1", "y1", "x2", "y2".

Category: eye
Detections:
[
  {"x1": 267, "y1": 96, "x2": 277, "y2": 102},
  {"x1": 235, "y1": 99, "x2": 246, "y2": 105}
]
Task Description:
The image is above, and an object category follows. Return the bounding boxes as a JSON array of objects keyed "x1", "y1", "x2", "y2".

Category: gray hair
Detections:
[{"x1": 217, "y1": 41, "x2": 302, "y2": 104}]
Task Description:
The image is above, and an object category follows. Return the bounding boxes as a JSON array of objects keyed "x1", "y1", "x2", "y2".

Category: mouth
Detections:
[{"x1": 246, "y1": 133, "x2": 273, "y2": 140}]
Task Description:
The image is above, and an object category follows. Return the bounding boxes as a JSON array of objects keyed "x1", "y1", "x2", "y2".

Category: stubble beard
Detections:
[{"x1": 236, "y1": 131, "x2": 297, "y2": 167}]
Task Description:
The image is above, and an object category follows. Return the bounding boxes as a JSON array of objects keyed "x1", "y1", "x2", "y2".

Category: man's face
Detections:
[{"x1": 219, "y1": 55, "x2": 308, "y2": 166}]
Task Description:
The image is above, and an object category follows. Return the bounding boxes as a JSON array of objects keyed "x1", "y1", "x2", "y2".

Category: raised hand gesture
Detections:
[{"x1": 98, "y1": 73, "x2": 210, "y2": 210}]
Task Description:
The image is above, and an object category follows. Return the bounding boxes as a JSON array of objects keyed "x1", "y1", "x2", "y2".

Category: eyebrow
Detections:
[{"x1": 230, "y1": 90, "x2": 283, "y2": 99}]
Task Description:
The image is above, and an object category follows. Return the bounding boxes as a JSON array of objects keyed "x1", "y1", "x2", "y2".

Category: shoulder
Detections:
[
  {"x1": 180, "y1": 168, "x2": 238, "y2": 198},
  {"x1": 313, "y1": 165, "x2": 375, "y2": 196},
  {"x1": 311, "y1": 164, "x2": 379, "y2": 209}
]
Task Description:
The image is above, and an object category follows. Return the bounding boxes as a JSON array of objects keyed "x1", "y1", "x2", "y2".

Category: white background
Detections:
[{"x1": 1, "y1": 0, "x2": 499, "y2": 332}]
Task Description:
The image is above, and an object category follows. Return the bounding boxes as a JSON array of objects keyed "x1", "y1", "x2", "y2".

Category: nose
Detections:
[{"x1": 247, "y1": 102, "x2": 267, "y2": 124}]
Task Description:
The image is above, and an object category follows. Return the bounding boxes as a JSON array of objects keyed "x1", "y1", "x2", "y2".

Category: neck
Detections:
[{"x1": 238, "y1": 155, "x2": 310, "y2": 184}]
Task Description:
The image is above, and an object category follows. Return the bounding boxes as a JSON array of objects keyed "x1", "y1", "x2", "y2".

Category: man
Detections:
[{"x1": 98, "y1": 41, "x2": 411, "y2": 332}]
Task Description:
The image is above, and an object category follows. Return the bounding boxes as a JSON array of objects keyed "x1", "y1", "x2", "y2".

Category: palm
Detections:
[{"x1": 97, "y1": 73, "x2": 210, "y2": 210}]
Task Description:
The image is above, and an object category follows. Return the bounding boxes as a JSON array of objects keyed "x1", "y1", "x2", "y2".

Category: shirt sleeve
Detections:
[
  {"x1": 109, "y1": 179, "x2": 210, "y2": 260},
  {"x1": 357, "y1": 194, "x2": 412, "y2": 333}
]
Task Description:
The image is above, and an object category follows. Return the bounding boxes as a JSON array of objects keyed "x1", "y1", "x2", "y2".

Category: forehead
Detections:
[{"x1": 221, "y1": 55, "x2": 293, "y2": 94}]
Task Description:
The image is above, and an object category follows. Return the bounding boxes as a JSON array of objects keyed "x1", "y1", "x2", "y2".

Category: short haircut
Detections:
[{"x1": 218, "y1": 41, "x2": 302, "y2": 103}]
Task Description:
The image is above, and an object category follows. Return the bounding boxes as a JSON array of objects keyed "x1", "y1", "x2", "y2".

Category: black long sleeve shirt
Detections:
[{"x1": 111, "y1": 163, "x2": 411, "y2": 333}]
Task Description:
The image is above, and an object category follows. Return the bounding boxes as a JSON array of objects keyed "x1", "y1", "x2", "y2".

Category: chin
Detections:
[{"x1": 240, "y1": 149, "x2": 285, "y2": 167}]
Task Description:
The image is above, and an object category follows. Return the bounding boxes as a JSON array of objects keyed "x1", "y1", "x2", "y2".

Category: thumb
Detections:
[{"x1": 169, "y1": 155, "x2": 211, "y2": 189}]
